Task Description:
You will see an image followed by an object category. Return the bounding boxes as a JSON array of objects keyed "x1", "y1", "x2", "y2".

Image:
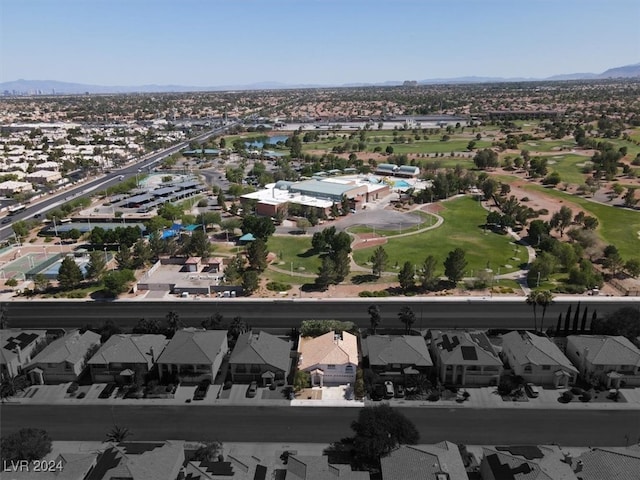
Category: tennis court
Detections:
[{"x1": 0, "y1": 251, "x2": 60, "y2": 280}]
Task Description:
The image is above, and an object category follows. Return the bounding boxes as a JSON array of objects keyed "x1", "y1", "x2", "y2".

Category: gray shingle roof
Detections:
[
  {"x1": 156, "y1": 329, "x2": 227, "y2": 365},
  {"x1": 502, "y1": 331, "x2": 577, "y2": 373},
  {"x1": 577, "y1": 447, "x2": 640, "y2": 480},
  {"x1": 364, "y1": 335, "x2": 433, "y2": 367},
  {"x1": 381, "y1": 442, "x2": 468, "y2": 480},
  {"x1": 229, "y1": 331, "x2": 291, "y2": 373},
  {"x1": 30, "y1": 330, "x2": 100, "y2": 365}
]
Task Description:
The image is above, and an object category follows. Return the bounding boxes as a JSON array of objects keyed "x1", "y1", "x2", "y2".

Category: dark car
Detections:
[
  {"x1": 1, "y1": 218, "x2": 10, "y2": 224},
  {"x1": 395, "y1": 384, "x2": 405, "y2": 398},
  {"x1": 371, "y1": 384, "x2": 386, "y2": 401},
  {"x1": 193, "y1": 380, "x2": 211, "y2": 401},
  {"x1": 99, "y1": 383, "x2": 117, "y2": 399}
]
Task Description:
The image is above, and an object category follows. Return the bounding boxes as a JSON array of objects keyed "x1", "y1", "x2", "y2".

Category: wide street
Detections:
[
  {"x1": 3, "y1": 298, "x2": 638, "y2": 330},
  {"x1": 2, "y1": 405, "x2": 639, "y2": 446}
]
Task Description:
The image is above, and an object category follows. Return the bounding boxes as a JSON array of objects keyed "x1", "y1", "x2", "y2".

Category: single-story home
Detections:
[
  {"x1": 87, "y1": 334, "x2": 168, "y2": 384},
  {"x1": 156, "y1": 328, "x2": 228, "y2": 384},
  {"x1": 502, "y1": 331, "x2": 578, "y2": 387},
  {"x1": 26, "y1": 330, "x2": 101, "y2": 384},
  {"x1": 298, "y1": 331, "x2": 358, "y2": 387},
  {"x1": 228, "y1": 330, "x2": 292, "y2": 385}
]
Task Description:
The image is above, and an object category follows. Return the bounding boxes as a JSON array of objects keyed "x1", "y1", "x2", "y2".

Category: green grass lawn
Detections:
[
  {"x1": 519, "y1": 140, "x2": 577, "y2": 152},
  {"x1": 353, "y1": 196, "x2": 523, "y2": 277},
  {"x1": 267, "y1": 235, "x2": 320, "y2": 275},
  {"x1": 542, "y1": 154, "x2": 590, "y2": 185},
  {"x1": 523, "y1": 185, "x2": 640, "y2": 259}
]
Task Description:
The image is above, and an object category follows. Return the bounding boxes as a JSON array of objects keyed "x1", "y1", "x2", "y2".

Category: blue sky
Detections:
[{"x1": 1, "y1": 0, "x2": 638, "y2": 86}]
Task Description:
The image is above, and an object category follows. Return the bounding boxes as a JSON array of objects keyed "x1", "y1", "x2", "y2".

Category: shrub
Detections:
[
  {"x1": 5, "y1": 278, "x2": 18, "y2": 287},
  {"x1": 427, "y1": 391, "x2": 441, "y2": 401},
  {"x1": 77, "y1": 392, "x2": 86, "y2": 399},
  {"x1": 570, "y1": 387, "x2": 585, "y2": 396},
  {"x1": 266, "y1": 281, "x2": 292, "y2": 292},
  {"x1": 580, "y1": 392, "x2": 592, "y2": 402},
  {"x1": 561, "y1": 391, "x2": 574, "y2": 403}
]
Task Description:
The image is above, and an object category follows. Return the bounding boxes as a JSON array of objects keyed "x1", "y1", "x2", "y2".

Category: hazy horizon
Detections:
[{"x1": 2, "y1": 0, "x2": 639, "y2": 86}]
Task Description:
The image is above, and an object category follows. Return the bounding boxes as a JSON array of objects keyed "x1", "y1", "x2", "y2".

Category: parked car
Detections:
[
  {"x1": 372, "y1": 384, "x2": 386, "y2": 401},
  {"x1": 99, "y1": 383, "x2": 117, "y2": 399},
  {"x1": 246, "y1": 381, "x2": 258, "y2": 398},
  {"x1": 394, "y1": 384, "x2": 405, "y2": 398},
  {"x1": 193, "y1": 380, "x2": 211, "y2": 401},
  {"x1": 384, "y1": 381, "x2": 394, "y2": 399},
  {"x1": 525, "y1": 383, "x2": 540, "y2": 398}
]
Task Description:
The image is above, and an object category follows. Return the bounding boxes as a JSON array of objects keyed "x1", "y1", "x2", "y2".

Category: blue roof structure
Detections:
[{"x1": 238, "y1": 233, "x2": 256, "y2": 242}]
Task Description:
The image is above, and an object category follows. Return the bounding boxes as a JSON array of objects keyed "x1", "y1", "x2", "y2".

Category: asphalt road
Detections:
[
  {"x1": 2, "y1": 405, "x2": 638, "y2": 446},
  {"x1": 0, "y1": 123, "x2": 234, "y2": 243},
  {"x1": 3, "y1": 299, "x2": 638, "y2": 330}
]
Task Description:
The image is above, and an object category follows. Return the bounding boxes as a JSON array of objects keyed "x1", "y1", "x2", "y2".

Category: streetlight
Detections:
[{"x1": 104, "y1": 247, "x2": 108, "y2": 264}]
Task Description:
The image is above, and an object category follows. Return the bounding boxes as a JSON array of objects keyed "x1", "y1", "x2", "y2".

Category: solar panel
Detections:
[
  {"x1": 439, "y1": 334, "x2": 460, "y2": 352},
  {"x1": 460, "y1": 346, "x2": 478, "y2": 361}
]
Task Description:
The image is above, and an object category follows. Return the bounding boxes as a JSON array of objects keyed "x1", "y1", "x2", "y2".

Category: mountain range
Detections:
[{"x1": 2, "y1": 63, "x2": 639, "y2": 95}]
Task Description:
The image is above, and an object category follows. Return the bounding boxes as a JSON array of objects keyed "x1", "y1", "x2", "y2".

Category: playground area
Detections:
[{"x1": 0, "y1": 245, "x2": 91, "y2": 281}]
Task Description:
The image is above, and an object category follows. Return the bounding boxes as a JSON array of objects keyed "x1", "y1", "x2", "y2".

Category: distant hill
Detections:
[{"x1": 2, "y1": 62, "x2": 638, "y2": 95}]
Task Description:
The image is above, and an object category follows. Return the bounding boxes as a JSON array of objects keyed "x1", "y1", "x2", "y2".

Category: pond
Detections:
[{"x1": 245, "y1": 135, "x2": 289, "y2": 148}]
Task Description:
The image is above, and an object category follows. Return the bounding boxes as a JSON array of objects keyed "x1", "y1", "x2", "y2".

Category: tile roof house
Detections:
[
  {"x1": 87, "y1": 334, "x2": 168, "y2": 384},
  {"x1": 573, "y1": 446, "x2": 640, "y2": 480},
  {"x1": 480, "y1": 446, "x2": 578, "y2": 480},
  {"x1": 286, "y1": 454, "x2": 370, "y2": 480},
  {"x1": 502, "y1": 331, "x2": 578, "y2": 387},
  {"x1": 429, "y1": 330, "x2": 502, "y2": 386},
  {"x1": 0, "y1": 329, "x2": 47, "y2": 379},
  {"x1": 565, "y1": 335, "x2": 640, "y2": 388},
  {"x1": 363, "y1": 335, "x2": 433, "y2": 380},
  {"x1": 156, "y1": 328, "x2": 228, "y2": 384},
  {"x1": 86, "y1": 441, "x2": 184, "y2": 480},
  {"x1": 380, "y1": 441, "x2": 468, "y2": 480},
  {"x1": 298, "y1": 331, "x2": 358, "y2": 387},
  {"x1": 26, "y1": 329, "x2": 101, "y2": 384},
  {"x1": 229, "y1": 330, "x2": 292, "y2": 386}
]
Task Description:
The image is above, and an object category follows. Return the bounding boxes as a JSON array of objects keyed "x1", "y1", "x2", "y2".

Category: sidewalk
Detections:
[{"x1": 6, "y1": 383, "x2": 639, "y2": 411}]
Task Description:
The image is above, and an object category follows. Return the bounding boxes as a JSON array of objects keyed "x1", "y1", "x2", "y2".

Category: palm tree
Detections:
[
  {"x1": 537, "y1": 290, "x2": 554, "y2": 333},
  {"x1": 368, "y1": 305, "x2": 382, "y2": 335},
  {"x1": 526, "y1": 292, "x2": 539, "y2": 331},
  {"x1": 165, "y1": 310, "x2": 184, "y2": 337},
  {"x1": 105, "y1": 425, "x2": 131, "y2": 443},
  {"x1": 398, "y1": 306, "x2": 416, "y2": 334},
  {"x1": 0, "y1": 375, "x2": 24, "y2": 402}
]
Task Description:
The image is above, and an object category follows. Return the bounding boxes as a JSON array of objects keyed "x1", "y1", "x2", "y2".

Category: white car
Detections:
[{"x1": 525, "y1": 383, "x2": 540, "y2": 398}]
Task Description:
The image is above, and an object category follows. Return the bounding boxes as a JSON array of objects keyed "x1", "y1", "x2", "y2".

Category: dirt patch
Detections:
[{"x1": 352, "y1": 236, "x2": 387, "y2": 250}]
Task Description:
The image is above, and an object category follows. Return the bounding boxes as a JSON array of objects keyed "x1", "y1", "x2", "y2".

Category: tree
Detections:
[
  {"x1": 246, "y1": 238, "x2": 268, "y2": 272},
  {"x1": 228, "y1": 316, "x2": 250, "y2": 348},
  {"x1": 419, "y1": 255, "x2": 438, "y2": 290},
  {"x1": 370, "y1": 246, "x2": 388, "y2": 278},
  {"x1": 333, "y1": 249, "x2": 350, "y2": 283},
  {"x1": 103, "y1": 269, "x2": 135, "y2": 296},
  {"x1": 132, "y1": 318, "x2": 163, "y2": 335},
  {"x1": 398, "y1": 306, "x2": 416, "y2": 334},
  {"x1": 350, "y1": 405, "x2": 419, "y2": 467},
  {"x1": 398, "y1": 261, "x2": 415, "y2": 292},
  {"x1": 340, "y1": 195, "x2": 350, "y2": 215},
  {"x1": 473, "y1": 149, "x2": 499, "y2": 169},
  {"x1": 550, "y1": 206, "x2": 573, "y2": 237},
  {"x1": 1, "y1": 428, "x2": 52, "y2": 462},
  {"x1": 444, "y1": 248, "x2": 467, "y2": 283},
  {"x1": 623, "y1": 187, "x2": 639, "y2": 207},
  {"x1": 166, "y1": 310, "x2": 184, "y2": 336},
  {"x1": 192, "y1": 441, "x2": 223, "y2": 462},
  {"x1": 293, "y1": 370, "x2": 310, "y2": 392},
  {"x1": 86, "y1": 250, "x2": 107, "y2": 281},
  {"x1": 241, "y1": 270, "x2": 259, "y2": 295},
  {"x1": 625, "y1": 258, "x2": 640, "y2": 278},
  {"x1": 315, "y1": 256, "x2": 336, "y2": 290},
  {"x1": 368, "y1": 305, "x2": 382, "y2": 334},
  {"x1": 241, "y1": 216, "x2": 275, "y2": 241},
  {"x1": 224, "y1": 254, "x2": 244, "y2": 284},
  {"x1": 296, "y1": 218, "x2": 311, "y2": 233},
  {"x1": 132, "y1": 239, "x2": 153, "y2": 268},
  {"x1": 57, "y1": 256, "x2": 83, "y2": 290},
  {"x1": 526, "y1": 292, "x2": 539, "y2": 332},
  {"x1": 183, "y1": 230, "x2": 211, "y2": 259},
  {"x1": 590, "y1": 307, "x2": 640, "y2": 340},
  {"x1": 115, "y1": 246, "x2": 134, "y2": 270},
  {"x1": 105, "y1": 425, "x2": 132, "y2": 443},
  {"x1": 536, "y1": 290, "x2": 554, "y2": 332},
  {"x1": 1, "y1": 375, "x2": 26, "y2": 401},
  {"x1": 201, "y1": 312, "x2": 224, "y2": 330}
]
